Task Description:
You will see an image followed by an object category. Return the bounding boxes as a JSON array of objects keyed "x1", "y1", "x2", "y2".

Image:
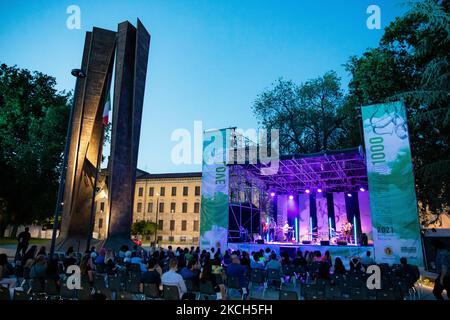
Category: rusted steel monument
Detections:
[{"x1": 55, "y1": 20, "x2": 150, "y2": 251}]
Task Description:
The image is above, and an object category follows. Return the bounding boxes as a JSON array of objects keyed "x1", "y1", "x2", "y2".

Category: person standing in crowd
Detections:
[
  {"x1": 16, "y1": 227, "x2": 31, "y2": 259},
  {"x1": 432, "y1": 240, "x2": 450, "y2": 300}
]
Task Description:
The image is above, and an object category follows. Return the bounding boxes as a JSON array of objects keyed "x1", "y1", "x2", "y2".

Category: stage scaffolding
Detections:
[{"x1": 227, "y1": 144, "x2": 369, "y2": 243}]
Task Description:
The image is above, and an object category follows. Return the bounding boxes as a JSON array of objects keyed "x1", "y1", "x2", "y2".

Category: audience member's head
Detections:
[
  {"x1": 400, "y1": 257, "x2": 407, "y2": 265},
  {"x1": 366, "y1": 251, "x2": 371, "y2": 257},
  {"x1": 169, "y1": 258, "x2": 178, "y2": 270}
]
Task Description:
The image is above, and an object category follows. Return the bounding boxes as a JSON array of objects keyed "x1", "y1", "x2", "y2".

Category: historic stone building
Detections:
[{"x1": 93, "y1": 170, "x2": 202, "y2": 246}]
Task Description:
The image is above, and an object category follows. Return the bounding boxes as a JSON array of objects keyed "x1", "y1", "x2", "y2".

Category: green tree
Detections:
[
  {"x1": 131, "y1": 220, "x2": 156, "y2": 240},
  {"x1": 345, "y1": 0, "x2": 450, "y2": 225},
  {"x1": 252, "y1": 71, "x2": 353, "y2": 155},
  {"x1": 0, "y1": 63, "x2": 70, "y2": 236}
]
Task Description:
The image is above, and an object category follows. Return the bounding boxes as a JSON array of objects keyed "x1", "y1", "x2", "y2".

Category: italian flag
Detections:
[{"x1": 102, "y1": 89, "x2": 111, "y2": 126}]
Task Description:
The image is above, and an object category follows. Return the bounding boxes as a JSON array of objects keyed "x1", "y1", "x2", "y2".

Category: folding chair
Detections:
[
  {"x1": 279, "y1": 290, "x2": 298, "y2": 300},
  {"x1": 0, "y1": 286, "x2": 10, "y2": 300},
  {"x1": 96, "y1": 287, "x2": 112, "y2": 300},
  {"x1": 76, "y1": 287, "x2": 92, "y2": 300},
  {"x1": 44, "y1": 279, "x2": 60, "y2": 299},
  {"x1": 163, "y1": 285, "x2": 180, "y2": 300},
  {"x1": 116, "y1": 291, "x2": 134, "y2": 300},
  {"x1": 107, "y1": 275, "x2": 122, "y2": 292},
  {"x1": 227, "y1": 276, "x2": 244, "y2": 300},
  {"x1": 199, "y1": 280, "x2": 216, "y2": 300},
  {"x1": 143, "y1": 283, "x2": 161, "y2": 300},
  {"x1": 94, "y1": 274, "x2": 106, "y2": 290},
  {"x1": 13, "y1": 289, "x2": 31, "y2": 300},
  {"x1": 185, "y1": 279, "x2": 200, "y2": 299},
  {"x1": 376, "y1": 290, "x2": 396, "y2": 300},
  {"x1": 29, "y1": 278, "x2": 46, "y2": 299},
  {"x1": 266, "y1": 268, "x2": 282, "y2": 290},
  {"x1": 60, "y1": 282, "x2": 75, "y2": 300}
]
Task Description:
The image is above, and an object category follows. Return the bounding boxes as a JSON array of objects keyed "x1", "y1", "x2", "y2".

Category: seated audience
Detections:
[
  {"x1": 333, "y1": 257, "x2": 347, "y2": 275},
  {"x1": 0, "y1": 253, "x2": 17, "y2": 289},
  {"x1": 161, "y1": 258, "x2": 191, "y2": 299},
  {"x1": 361, "y1": 251, "x2": 374, "y2": 266}
]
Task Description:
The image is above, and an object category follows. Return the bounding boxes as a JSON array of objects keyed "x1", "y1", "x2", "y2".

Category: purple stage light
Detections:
[
  {"x1": 305, "y1": 189, "x2": 310, "y2": 194},
  {"x1": 270, "y1": 192, "x2": 275, "y2": 197},
  {"x1": 347, "y1": 193, "x2": 352, "y2": 197},
  {"x1": 359, "y1": 187, "x2": 365, "y2": 192},
  {"x1": 317, "y1": 188, "x2": 322, "y2": 193},
  {"x1": 288, "y1": 195, "x2": 294, "y2": 200}
]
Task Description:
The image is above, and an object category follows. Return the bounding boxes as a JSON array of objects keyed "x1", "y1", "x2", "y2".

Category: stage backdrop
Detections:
[
  {"x1": 362, "y1": 101, "x2": 423, "y2": 266},
  {"x1": 200, "y1": 129, "x2": 231, "y2": 252}
]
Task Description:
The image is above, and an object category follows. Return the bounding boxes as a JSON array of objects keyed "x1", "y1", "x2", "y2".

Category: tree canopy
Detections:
[
  {"x1": 253, "y1": 0, "x2": 450, "y2": 225},
  {"x1": 0, "y1": 63, "x2": 70, "y2": 235}
]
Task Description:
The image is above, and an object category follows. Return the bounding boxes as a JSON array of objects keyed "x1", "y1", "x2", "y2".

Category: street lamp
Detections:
[{"x1": 49, "y1": 69, "x2": 86, "y2": 260}]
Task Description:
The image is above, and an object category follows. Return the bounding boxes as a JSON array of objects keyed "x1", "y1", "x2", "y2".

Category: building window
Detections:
[
  {"x1": 194, "y1": 202, "x2": 200, "y2": 213},
  {"x1": 168, "y1": 236, "x2": 174, "y2": 243},
  {"x1": 158, "y1": 220, "x2": 163, "y2": 230},
  {"x1": 148, "y1": 202, "x2": 153, "y2": 213},
  {"x1": 183, "y1": 186, "x2": 189, "y2": 196},
  {"x1": 180, "y1": 236, "x2": 186, "y2": 243},
  {"x1": 170, "y1": 202, "x2": 176, "y2": 213},
  {"x1": 137, "y1": 202, "x2": 142, "y2": 213},
  {"x1": 193, "y1": 237, "x2": 199, "y2": 244},
  {"x1": 171, "y1": 186, "x2": 177, "y2": 196},
  {"x1": 160, "y1": 187, "x2": 165, "y2": 196},
  {"x1": 159, "y1": 202, "x2": 164, "y2": 213},
  {"x1": 100, "y1": 202, "x2": 105, "y2": 212},
  {"x1": 170, "y1": 220, "x2": 175, "y2": 231},
  {"x1": 149, "y1": 187, "x2": 154, "y2": 197},
  {"x1": 98, "y1": 218, "x2": 103, "y2": 229},
  {"x1": 193, "y1": 220, "x2": 199, "y2": 232},
  {"x1": 182, "y1": 202, "x2": 188, "y2": 213},
  {"x1": 157, "y1": 236, "x2": 163, "y2": 242},
  {"x1": 138, "y1": 187, "x2": 143, "y2": 197},
  {"x1": 195, "y1": 186, "x2": 201, "y2": 196},
  {"x1": 181, "y1": 220, "x2": 187, "y2": 231}
]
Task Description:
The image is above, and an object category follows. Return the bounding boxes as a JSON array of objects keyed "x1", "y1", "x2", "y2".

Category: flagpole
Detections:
[{"x1": 86, "y1": 124, "x2": 105, "y2": 252}]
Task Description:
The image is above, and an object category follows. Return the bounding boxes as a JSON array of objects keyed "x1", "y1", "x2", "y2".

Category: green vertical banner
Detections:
[
  {"x1": 362, "y1": 101, "x2": 423, "y2": 267},
  {"x1": 200, "y1": 128, "x2": 231, "y2": 252}
]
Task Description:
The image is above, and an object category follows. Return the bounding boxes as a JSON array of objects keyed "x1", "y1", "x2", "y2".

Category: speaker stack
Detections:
[{"x1": 337, "y1": 240, "x2": 348, "y2": 246}]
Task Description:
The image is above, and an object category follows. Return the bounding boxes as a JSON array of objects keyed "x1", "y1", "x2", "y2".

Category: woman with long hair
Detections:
[{"x1": 80, "y1": 251, "x2": 95, "y2": 286}]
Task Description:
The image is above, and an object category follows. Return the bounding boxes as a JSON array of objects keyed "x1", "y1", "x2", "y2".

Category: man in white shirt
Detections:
[{"x1": 161, "y1": 258, "x2": 187, "y2": 299}]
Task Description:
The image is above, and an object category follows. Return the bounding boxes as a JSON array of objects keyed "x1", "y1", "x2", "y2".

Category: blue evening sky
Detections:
[{"x1": 0, "y1": 0, "x2": 410, "y2": 173}]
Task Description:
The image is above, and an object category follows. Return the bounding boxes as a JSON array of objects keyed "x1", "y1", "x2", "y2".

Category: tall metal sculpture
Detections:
[
  {"x1": 56, "y1": 20, "x2": 150, "y2": 251},
  {"x1": 104, "y1": 20, "x2": 150, "y2": 249}
]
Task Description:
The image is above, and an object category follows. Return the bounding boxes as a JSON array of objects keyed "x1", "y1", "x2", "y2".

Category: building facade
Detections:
[{"x1": 93, "y1": 170, "x2": 202, "y2": 246}]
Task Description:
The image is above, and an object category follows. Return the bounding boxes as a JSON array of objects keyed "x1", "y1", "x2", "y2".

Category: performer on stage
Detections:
[
  {"x1": 342, "y1": 221, "x2": 353, "y2": 243},
  {"x1": 269, "y1": 218, "x2": 277, "y2": 242},
  {"x1": 261, "y1": 219, "x2": 269, "y2": 240},
  {"x1": 283, "y1": 221, "x2": 290, "y2": 241}
]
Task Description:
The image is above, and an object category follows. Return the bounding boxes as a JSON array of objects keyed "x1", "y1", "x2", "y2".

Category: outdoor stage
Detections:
[{"x1": 228, "y1": 242, "x2": 374, "y2": 266}]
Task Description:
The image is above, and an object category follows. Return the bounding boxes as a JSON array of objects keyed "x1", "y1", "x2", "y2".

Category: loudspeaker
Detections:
[
  {"x1": 320, "y1": 240, "x2": 330, "y2": 246},
  {"x1": 302, "y1": 240, "x2": 312, "y2": 244},
  {"x1": 256, "y1": 239, "x2": 264, "y2": 244},
  {"x1": 337, "y1": 240, "x2": 348, "y2": 246}
]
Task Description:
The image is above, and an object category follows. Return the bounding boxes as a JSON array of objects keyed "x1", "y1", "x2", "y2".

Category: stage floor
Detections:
[{"x1": 228, "y1": 242, "x2": 374, "y2": 267}]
